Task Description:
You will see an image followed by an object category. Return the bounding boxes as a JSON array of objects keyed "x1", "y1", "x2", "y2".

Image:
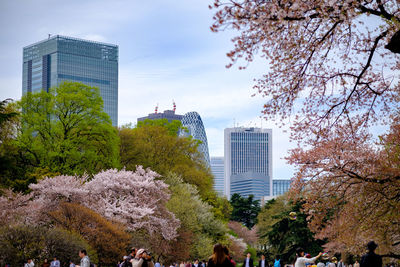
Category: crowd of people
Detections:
[
  {"x1": 21, "y1": 241, "x2": 397, "y2": 267},
  {"x1": 23, "y1": 250, "x2": 91, "y2": 267}
]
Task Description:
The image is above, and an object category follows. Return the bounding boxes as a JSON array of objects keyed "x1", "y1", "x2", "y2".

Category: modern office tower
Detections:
[
  {"x1": 137, "y1": 109, "x2": 183, "y2": 123},
  {"x1": 211, "y1": 157, "x2": 225, "y2": 195},
  {"x1": 273, "y1": 179, "x2": 292, "y2": 196},
  {"x1": 224, "y1": 127, "x2": 272, "y2": 200},
  {"x1": 22, "y1": 35, "x2": 118, "y2": 126},
  {"x1": 181, "y1": 112, "x2": 210, "y2": 166},
  {"x1": 137, "y1": 108, "x2": 210, "y2": 166}
]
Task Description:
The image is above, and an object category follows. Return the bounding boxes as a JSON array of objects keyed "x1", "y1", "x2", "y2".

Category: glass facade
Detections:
[
  {"x1": 180, "y1": 112, "x2": 210, "y2": 166},
  {"x1": 273, "y1": 179, "x2": 292, "y2": 196},
  {"x1": 22, "y1": 35, "x2": 118, "y2": 126},
  {"x1": 224, "y1": 127, "x2": 272, "y2": 200},
  {"x1": 211, "y1": 157, "x2": 224, "y2": 195}
]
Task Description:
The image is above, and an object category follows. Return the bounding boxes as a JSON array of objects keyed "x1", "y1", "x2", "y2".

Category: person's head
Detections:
[
  {"x1": 223, "y1": 246, "x2": 230, "y2": 257},
  {"x1": 44, "y1": 259, "x2": 48, "y2": 263},
  {"x1": 296, "y1": 248, "x2": 305, "y2": 257},
  {"x1": 79, "y1": 250, "x2": 87, "y2": 258},
  {"x1": 261, "y1": 255, "x2": 265, "y2": 260},
  {"x1": 53, "y1": 258, "x2": 57, "y2": 261},
  {"x1": 131, "y1": 248, "x2": 137, "y2": 256},
  {"x1": 212, "y1": 244, "x2": 227, "y2": 264},
  {"x1": 27, "y1": 259, "x2": 32, "y2": 263},
  {"x1": 194, "y1": 260, "x2": 199, "y2": 264},
  {"x1": 275, "y1": 255, "x2": 280, "y2": 260},
  {"x1": 136, "y1": 249, "x2": 145, "y2": 258},
  {"x1": 247, "y1": 253, "x2": 251, "y2": 258},
  {"x1": 367, "y1": 241, "x2": 378, "y2": 252}
]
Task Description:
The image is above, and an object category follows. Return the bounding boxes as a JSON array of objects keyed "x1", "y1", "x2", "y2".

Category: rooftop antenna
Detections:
[
  {"x1": 155, "y1": 103, "x2": 159, "y2": 114},
  {"x1": 172, "y1": 100, "x2": 176, "y2": 112},
  {"x1": 233, "y1": 118, "x2": 236, "y2": 128}
]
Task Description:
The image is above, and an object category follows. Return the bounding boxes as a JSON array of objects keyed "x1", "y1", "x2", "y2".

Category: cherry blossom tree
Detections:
[
  {"x1": 228, "y1": 221, "x2": 258, "y2": 246},
  {"x1": 1, "y1": 167, "x2": 179, "y2": 241},
  {"x1": 211, "y1": 0, "x2": 400, "y2": 259},
  {"x1": 210, "y1": 0, "x2": 400, "y2": 138},
  {"x1": 288, "y1": 119, "x2": 400, "y2": 258}
]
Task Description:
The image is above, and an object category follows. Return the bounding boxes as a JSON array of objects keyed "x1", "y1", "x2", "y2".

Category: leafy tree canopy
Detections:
[
  {"x1": 119, "y1": 120, "x2": 213, "y2": 199},
  {"x1": 14, "y1": 81, "x2": 119, "y2": 184},
  {"x1": 230, "y1": 193, "x2": 261, "y2": 229},
  {"x1": 258, "y1": 200, "x2": 325, "y2": 264}
]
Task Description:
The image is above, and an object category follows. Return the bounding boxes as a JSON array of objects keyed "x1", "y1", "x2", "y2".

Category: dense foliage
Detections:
[
  {"x1": 258, "y1": 199, "x2": 325, "y2": 264},
  {"x1": 0, "y1": 82, "x2": 120, "y2": 191},
  {"x1": 230, "y1": 193, "x2": 260, "y2": 229},
  {"x1": 0, "y1": 225, "x2": 98, "y2": 267}
]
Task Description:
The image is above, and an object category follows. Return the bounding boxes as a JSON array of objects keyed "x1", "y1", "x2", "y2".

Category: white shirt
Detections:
[
  {"x1": 245, "y1": 258, "x2": 250, "y2": 267},
  {"x1": 260, "y1": 260, "x2": 265, "y2": 267},
  {"x1": 317, "y1": 263, "x2": 325, "y2": 267},
  {"x1": 295, "y1": 256, "x2": 318, "y2": 267}
]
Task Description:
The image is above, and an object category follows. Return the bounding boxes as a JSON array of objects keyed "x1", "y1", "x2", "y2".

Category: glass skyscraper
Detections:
[
  {"x1": 181, "y1": 112, "x2": 210, "y2": 166},
  {"x1": 22, "y1": 35, "x2": 118, "y2": 126},
  {"x1": 273, "y1": 179, "x2": 292, "y2": 196},
  {"x1": 224, "y1": 127, "x2": 272, "y2": 200},
  {"x1": 211, "y1": 156, "x2": 225, "y2": 195}
]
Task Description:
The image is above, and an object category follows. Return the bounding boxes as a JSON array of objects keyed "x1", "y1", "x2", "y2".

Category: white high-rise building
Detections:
[
  {"x1": 211, "y1": 157, "x2": 225, "y2": 195},
  {"x1": 224, "y1": 127, "x2": 272, "y2": 200}
]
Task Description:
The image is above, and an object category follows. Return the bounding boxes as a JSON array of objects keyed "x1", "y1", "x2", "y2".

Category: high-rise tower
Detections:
[
  {"x1": 224, "y1": 127, "x2": 272, "y2": 200},
  {"x1": 22, "y1": 35, "x2": 118, "y2": 125}
]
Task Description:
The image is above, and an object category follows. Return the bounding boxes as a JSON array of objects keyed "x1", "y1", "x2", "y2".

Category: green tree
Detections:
[
  {"x1": 230, "y1": 194, "x2": 260, "y2": 229},
  {"x1": 0, "y1": 225, "x2": 98, "y2": 267},
  {"x1": 165, "y1": 173, "x2": 227, "y2": 260},
  {"x1": 136, "y1": 118, "x2": 185, "y2": 136},
  {"x1": 257, "y1": 195, "x2": 289, "y2": 245},
  {"x1": 260, "y1": 201, "x2": 325, "y2": 264},
  {"x1": 0, "y1": 100, "x2": 32, "y2": 191},
  {"x1": 0, "y1": 98, "x2": 18, "y2": 127},
  {"x1": 119, "y1": 121, "x2": 213, "y2": 199},
  {"x1": 15, "y1": 81, "x2": 119, "y2": 179}
]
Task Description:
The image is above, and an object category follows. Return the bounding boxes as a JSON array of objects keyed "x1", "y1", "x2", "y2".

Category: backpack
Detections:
[{"x1": 273, "y1": 260, "x2": 280, "y2": 267}]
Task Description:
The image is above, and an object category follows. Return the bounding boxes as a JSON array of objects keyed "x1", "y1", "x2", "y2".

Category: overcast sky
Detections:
[{"x1": 0, "y1": 0, "x2": 295, "y2": 179}]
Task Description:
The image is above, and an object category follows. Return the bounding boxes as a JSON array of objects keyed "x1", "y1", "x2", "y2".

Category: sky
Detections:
[{"x1": 0, "y1": 0, "x2": 295, "y2": 179}]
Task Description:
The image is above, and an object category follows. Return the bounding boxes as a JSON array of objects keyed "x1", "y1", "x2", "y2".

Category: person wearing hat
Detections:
[
  {"x1": 294, "y1": 248, "x2": 322, "y2": 267},
  {"x1": 360, "y1": 241, "x2": 382, "y2": 267},
  {"x1": 131, "y1": 249, "x2": 145, "y2": 267}
]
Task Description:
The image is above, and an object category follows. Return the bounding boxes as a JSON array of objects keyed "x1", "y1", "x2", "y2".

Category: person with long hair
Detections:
[
  {"x1": 207, "y1": 244, "x2": 234, "y2": 267},
  {"x1": 293, "y1": 248, "x2": 322, "y2": 267}
]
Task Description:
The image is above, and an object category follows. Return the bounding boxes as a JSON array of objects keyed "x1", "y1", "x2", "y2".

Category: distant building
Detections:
[
  {"x1": 137, "y1": 109, "x2": 210, "y2": 166},
  {"x1": 137, "y1": 109, "x2": 183, "y2": 123},
  {"x1": 211, "y1": 157, "x2": 224, "y2": 195},
  {"x1": 181, "y1": 112, "x2": 210, "y2": 166},
  {"x1": 224, "y1": 127, "x2": 272, "y2": 200},
  {"x1": 22, "y1": 35, "x2": 118, "y2": 126},
  {"x1": 273, "y1": 179, "x2": 292, "y2": 196}
]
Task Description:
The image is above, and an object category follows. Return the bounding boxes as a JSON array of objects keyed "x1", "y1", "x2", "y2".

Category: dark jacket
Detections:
[
  {"x1": 258, "y1": 260, "x2": 268, "y2": 267},
  {"x1": 207, "y1": 258, "x2": 234, "y2": 267},
  {"x1": 242, "y1": 258, "x2": 254, "y2": 267},
  {"x1": 360, "y1": 252, "x2": 382, "y2": 267}
]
